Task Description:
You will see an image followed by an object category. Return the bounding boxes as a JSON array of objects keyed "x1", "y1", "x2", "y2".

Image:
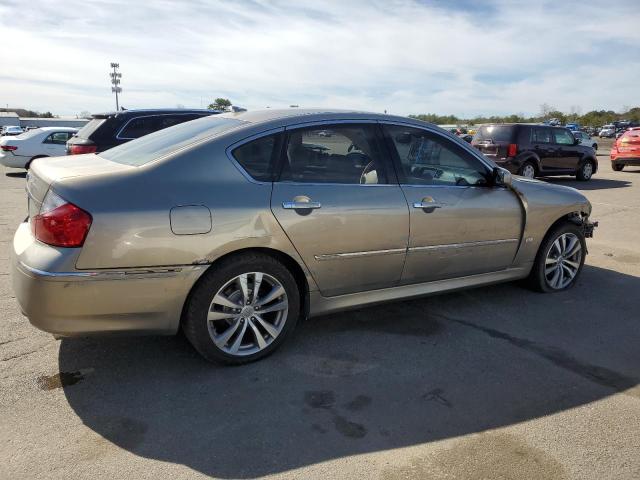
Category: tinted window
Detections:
[
  {"x1": 385, "y1": 125, "x2": 489, "y2": 187},
  {"x1": 99, "y1": 116, "x2": 243, "y2": 166},
  {"x1": 531, "y1": 127, "x2": 552, "y2": 143},
  {"x1": 280, "y1": 125, "x2": 387, "y2": 184},
  {"x1": 475, "y1": 125, "x2": 515, "y2": 142},
  {"x1": 554, "y1": 129, "x2": 575, "y2": 145},
  {"x1": 232, "y1": 134, "x2": 278, "y2": 181},
  {"x1": 43, "y1": 132, "x2": 72, "y2": 144}
]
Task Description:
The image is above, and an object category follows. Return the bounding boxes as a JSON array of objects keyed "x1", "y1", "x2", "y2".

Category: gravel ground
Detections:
[{"x1": 1, "y1": 142, "x2": 638, "y2": 479}]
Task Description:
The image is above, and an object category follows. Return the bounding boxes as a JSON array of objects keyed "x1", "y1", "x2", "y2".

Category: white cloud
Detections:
[{"x1": 1, "y1": 0, "x2": 638, "y2": 117}]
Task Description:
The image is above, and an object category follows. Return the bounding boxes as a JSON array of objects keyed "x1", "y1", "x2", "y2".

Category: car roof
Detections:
[{"x1": 92, "y1": 108, "x2": 219, "y2": 119}]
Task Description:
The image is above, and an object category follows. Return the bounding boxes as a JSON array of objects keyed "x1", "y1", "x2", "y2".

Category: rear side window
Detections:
[
  {"x1": 232, "y1": 134, "x2": 279, "y2": 181},
  {"x1": 99, "y1": 116, "x2": 244, "y2": 166},
  {"x1": 76, "y1": 118, "x2": 106, "y2": 139},
  {"x1": 474, "y1": 125, "x2": 515, "y2": 142},
  {"x1": 43, "y1": 132, "x2": 72, "y2": 145},
  {"x1": 554, "y1": 129, "x2": 575, "y2": 145},
  {"x1": 118, "y1": 114, "x2": 203, "y2": 140},
  {"x1": 531, "y1": 127, "x2": 552, "y2": 143}
]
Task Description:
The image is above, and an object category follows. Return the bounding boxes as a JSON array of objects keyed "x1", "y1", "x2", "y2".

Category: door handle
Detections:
[
  {"x1": 413, "y1": 201, "x2": 444, "y2": 209},
  {"x1": 283, "y1": 201, "x2": 322, "y2": 210}
]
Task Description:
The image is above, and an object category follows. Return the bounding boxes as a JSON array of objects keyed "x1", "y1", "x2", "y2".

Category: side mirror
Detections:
[{"x1": 493, "y1": 167, "x2": 512, "y2": 187}]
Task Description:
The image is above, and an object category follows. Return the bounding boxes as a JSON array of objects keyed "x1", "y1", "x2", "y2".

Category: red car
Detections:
[{"x1": 611, "y1": 127, "x2": 640, "y2": 171}]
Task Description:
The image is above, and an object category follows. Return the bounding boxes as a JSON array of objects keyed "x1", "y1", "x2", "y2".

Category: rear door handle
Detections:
[
  {"x1": 413, "y1": 201, "x2": 444, "y2": 209},
  {"x1": 283, "y1": 201, "x2": 322, "y2": 210}
]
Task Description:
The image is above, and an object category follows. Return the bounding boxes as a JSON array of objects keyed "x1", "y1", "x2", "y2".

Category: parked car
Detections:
[
  {"x1": 599, "y1": 125, "x2": 616, "y2": 138},
  {"x1": 471, "y1": 124, "x2": 598, "y2": 180},
  {"x1": 0, "y1": 127, "x2": 78, "y2": 169},
  {"x1": 572, "y1": 131, "x2": 598, "y2": 150},
  {"x1": 66, "y1": 108, "x2": 221, "y2": 155},
  {"x1": 1, "y1": 125, "x2": 24, "y2": 136},
  {"x1": 610, "y1": 127, "x2": 640, "y2": 171},
  {"x1": 565, "y1": 123, "x2": 580, "y2": 132},
  {"x1": 11, "y1": 110, "x2": 597, "y2": 364}
]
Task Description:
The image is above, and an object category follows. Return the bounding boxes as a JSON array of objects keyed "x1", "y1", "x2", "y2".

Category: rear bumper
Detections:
[
  {"x1": 0, "y1": 153, "x2": 29, "y2": 168},
  {"x1": 11, "y1": 222, "x2": 207, "y2": 336},
  {"x1": 611, "y1": 157, "x2": 640, "y2": 166}
]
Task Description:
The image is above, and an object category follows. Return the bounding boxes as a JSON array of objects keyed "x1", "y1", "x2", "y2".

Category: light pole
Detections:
[{"x1": 110, "y1": 63, "x2": 122, "y2": 110}]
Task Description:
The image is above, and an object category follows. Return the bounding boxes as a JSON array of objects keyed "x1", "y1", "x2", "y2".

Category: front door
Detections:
[
  {"x1": 381, "y1": 124, "x2": 523, "y2": 284},
  {"x1": 270, "y1": 123, "x2": 409, "y2": 297}
]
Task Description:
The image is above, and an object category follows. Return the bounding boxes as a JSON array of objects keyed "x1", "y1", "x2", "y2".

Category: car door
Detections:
[
  {"x1": 529, "y1": 126, "x2": 560, "y2": 172},
  {"x1": 552, "y1": 128, "x2": 580, "y2": 170},
  {"x1": 270, "y1": 122, "x2": 409, "y2": 297},
  {"x1": 42, "y1": 132, "x2": 72, "y2": 156},
  {"x1": 381, "y1": 123, "x2": 523, "y2": 284}
]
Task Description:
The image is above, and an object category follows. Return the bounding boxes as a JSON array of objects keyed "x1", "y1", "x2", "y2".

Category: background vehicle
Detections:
[
  {"x1": 599, "y1": 125, "x2": 616, "y2": 138},
  {"x1": 66, "y1": 108, "x2": 221, "y2": 155},
  {"x1": 12, "y1": 110, "x2": 596, "y2": 364},
  {"x1": 611, "y1": 127, "x2": 640, "y2": 171},
  {"x1": 471, "y1": 124, "x2": 597, "y2": 180},
  {"x1": 0, "y1": 127, "x2": 77, "y2": 169},
  {"x1": 1, "y1": 125, "x2": 24, "y2": 136},
  {"x1": 565, "y1": 123, "x2": 580, "y2": 132},
  {"x1": 573, "y1": 131, "x2": 598, "y2": 150}
]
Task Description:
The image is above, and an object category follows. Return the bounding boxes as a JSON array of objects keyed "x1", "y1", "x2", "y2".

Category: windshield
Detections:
[
  {"x1": 99, "y1": 116, "x2": 244, "y2": 166},
  {"x1": 474, "y1": 125, "x2": 515, "y2": 142}
]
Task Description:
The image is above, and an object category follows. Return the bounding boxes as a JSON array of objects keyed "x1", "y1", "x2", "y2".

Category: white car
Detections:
[
  {"x1": 599, "y1": 125, "x2": 616, "y2": 138},
  {"x1": 0, "y1": 127, "x2": 77, "y2": 169},
  {"x1": 573, "y1": 131, "x2": 598, "y2": 150},
  {"x1": 1, "y1": 125, "x2": 24, "y2": 136}
]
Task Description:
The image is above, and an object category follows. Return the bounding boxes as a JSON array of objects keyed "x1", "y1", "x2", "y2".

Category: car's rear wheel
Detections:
[
  {"x1": 519, "y1": 161, "x2": 536, "y2": 179},
  {"x1": 528, "y1": 222, "x2": 586, "y2": 293},
  {"x1": 183, "y1": 252, "x2": 300, "y2": 364},
  {"x1": 612, "y1": 164, "x2": 624, "y2": 172},
  {"x1": 576, "y1": 160, "x2": 594, "y2": 181}
]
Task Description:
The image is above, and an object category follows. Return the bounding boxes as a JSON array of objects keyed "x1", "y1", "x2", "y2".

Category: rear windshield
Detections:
[
  {"x1": 14, "y1": 129, "x2": 43, "y2": 140},
  {"x1": 475, "y1": 125, "x2": 515, "y2": 142},
  {"x1": 76, "y1": 118, "x2": 106, "y2": 139},
  {"x1": 99, "y1": 116, "x2": 244, "y2": 166}
]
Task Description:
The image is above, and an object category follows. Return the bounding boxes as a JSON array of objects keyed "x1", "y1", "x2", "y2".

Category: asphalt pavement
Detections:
[{"x1": 1, "y1": 143, "x2": 638, "y2": 479}]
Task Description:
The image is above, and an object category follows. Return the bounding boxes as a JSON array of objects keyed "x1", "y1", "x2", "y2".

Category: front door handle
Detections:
[
  {"x1": 283, "y1": 200, "x2": 322, "y2": 210},
  {"x1": 413, "y1": 197, "x2": 444, "y2": 210}
]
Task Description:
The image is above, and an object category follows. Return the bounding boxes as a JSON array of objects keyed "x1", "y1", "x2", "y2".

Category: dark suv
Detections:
[
  {"x1": 66, "y1": 109, "x2": 220, "y2": 155},
  {"x1": 471, "y1": 124, "x2": 598, "y2": 181}
]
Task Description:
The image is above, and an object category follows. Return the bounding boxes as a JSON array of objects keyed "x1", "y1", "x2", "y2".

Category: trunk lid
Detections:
[
  {"x1": 471, "y1": 125, "x2": 516, "y2": 160},
  {"x1": 618, "y1": 132, "x2": 640, "y2": 152}
]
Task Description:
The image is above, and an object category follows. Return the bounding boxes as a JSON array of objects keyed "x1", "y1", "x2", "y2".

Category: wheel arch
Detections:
[
  {"x1": 517, "y1": 153, "x2": 541, "y2": 173},
  {"x1": 26, "y1": 155, "x2": 49, "y2": 169}
]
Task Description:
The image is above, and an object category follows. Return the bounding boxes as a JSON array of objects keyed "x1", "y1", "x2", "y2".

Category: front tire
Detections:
[
  {"x1": 576, "y1": 160, "x2": 594, "y2": 181},
  {"x1": 528, "y1": 222, "x2": 586, "y2": 293},
  {"x1": 183, "y1": 253, "x2": 301, "y2": 364}
]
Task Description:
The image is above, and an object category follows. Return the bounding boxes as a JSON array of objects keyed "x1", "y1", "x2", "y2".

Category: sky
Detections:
[{"x1": 1, "y1": 0, "x2": 638, "y2": 118}]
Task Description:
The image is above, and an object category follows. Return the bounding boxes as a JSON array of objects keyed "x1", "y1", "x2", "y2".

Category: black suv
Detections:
[
  {"x1": 66, "y1": 109, "x2": 220, "y2": 155},
  {"x1": 471, "y1": 124, "x2": 598, "y2": 181}
]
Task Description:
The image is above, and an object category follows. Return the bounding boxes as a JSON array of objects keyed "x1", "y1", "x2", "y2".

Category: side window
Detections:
[
  {"x1": 43, "y1": 132, "x2": 71, "y2": 145},
  {"x1": 384, "y1": 125, "x2": 489, "y2": 187},
  {"x1": 158, "y1": 114, "x2": 198, "y2": 129},
  {"x1": 232, "y1": 134, "x2": 279, "y2": 182},
  {"x1": 554, "y1": 129, "x2": 575, "y2": 145},
  {"x1": 119, "y1": 116, "x2": 159, "y2": 139},
  {"x1": 531, "y1": 127, "x2": 552, "y2": 143},
  {"x1": 279, "y1": 125, "x2": 387, "y2": 184}
]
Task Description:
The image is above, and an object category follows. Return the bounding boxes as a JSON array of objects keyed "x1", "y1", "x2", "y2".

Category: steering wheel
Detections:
[{"x1": 359, "y1": 161, "x2": 376, "y2": 184}]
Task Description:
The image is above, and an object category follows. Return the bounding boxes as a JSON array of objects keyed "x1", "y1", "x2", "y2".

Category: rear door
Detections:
[
  {"x1": 530, "y1": 126, "x2": 559, "y2": 171},
  {"x1": 382, "y1": 123, "x2": 522, "y2": 284},
  {"x1": 270, "y1": 122, "x2": 409, "y2": 297},
  {"x1": 42, "y1": 131, "x2": 74, "y2": 156}
]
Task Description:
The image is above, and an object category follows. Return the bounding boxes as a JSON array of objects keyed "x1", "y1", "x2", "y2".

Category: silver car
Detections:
[{"x1": 11, "y1": 110, "x2": 597, "y2": 364}]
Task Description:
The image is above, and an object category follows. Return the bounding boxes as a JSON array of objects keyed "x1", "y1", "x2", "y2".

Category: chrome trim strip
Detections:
[
  {"x1": 18, "y1": 261, "x2": 202, "y2": 280},
  {"x1": 409, "y1": 238, "x2": 518, "y2": 252},
  {"x1": 315, "y1": 248, "x2": 406, "y2": 261}
]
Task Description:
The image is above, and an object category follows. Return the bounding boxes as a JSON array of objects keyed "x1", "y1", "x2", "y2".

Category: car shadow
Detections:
[
  {"x1": 57, "y1": 265, "x2": 640, "y2": 478},
  {"x1": 542, "y1": 177, "x2": 632, "y2": 190},
  {"x1": 4, "y1": 171, "x2": 26, "y2": 178}
]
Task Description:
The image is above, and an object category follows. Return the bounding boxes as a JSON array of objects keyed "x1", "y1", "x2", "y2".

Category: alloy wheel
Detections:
[
  {"x1": 521, "y1": 164, "x2": 536, "y2": 179},
  {"x1": 544, "y1": 233, "x2": 582, "y2": 290},
  {"x1": 582, "y1": 162, "x2": 593, "y2": 179},
  {"x1": 207, "y1": 272, "x2": 288, "y2": 356}
]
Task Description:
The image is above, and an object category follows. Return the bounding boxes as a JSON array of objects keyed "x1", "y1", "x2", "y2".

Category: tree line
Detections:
[{"x1": 410, "y1": 105, "x2": 640, "y2": 127}]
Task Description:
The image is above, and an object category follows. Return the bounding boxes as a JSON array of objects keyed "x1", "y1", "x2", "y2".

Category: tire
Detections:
[
  {"x1": 183, "y1": 252, "x2": 301, "y2": 365},
  {"x1": 528, "y1": 222, "x2": 586, "y2": 293},
  {"x1": 576, "y1": 160, "x2": 594, "y2": 181},
  {"x1": 612, "y1": 164, "x2": 624, "y2": 172},
  {"x1": 518, "y1": 161, "x2": 537, "y2": 179}
]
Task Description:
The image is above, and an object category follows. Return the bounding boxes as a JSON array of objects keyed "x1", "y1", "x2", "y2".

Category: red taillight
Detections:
[
  {"x1": 69, "y1": 144, "x2": 97, "y2": 155},
  {"x1": 507, "y1": 143, "x2": 518, "y2": 157},
  {"x1": 1, "y1": 145, "x2": 17, "y2": 151},
  {"x1": 32, "y1": 191, "x2": 92, "y2": 247}
]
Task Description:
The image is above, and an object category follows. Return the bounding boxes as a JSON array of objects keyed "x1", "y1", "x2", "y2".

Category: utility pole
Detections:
[{"x1": 110, "y1": 63, "x2": 122, "y2": 110}]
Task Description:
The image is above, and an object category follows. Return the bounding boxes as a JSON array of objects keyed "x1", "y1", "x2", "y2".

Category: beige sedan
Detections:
[{"x1": 11, "y1": 110, "x2": 597, "y2": 364}]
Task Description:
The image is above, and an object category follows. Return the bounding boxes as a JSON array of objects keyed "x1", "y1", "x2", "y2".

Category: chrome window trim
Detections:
[
  {"x1": 409, "y1": 238, "x2": 519, "y2": 252},
  {"x1": 315, "y1": 248, "x2": 406, "y2": 261},
  {"x1": 115, "y1": 113, "x2": 207, "y2": 141}
]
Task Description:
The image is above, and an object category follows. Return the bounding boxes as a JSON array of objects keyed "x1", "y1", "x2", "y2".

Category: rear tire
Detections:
[
  {"x1": 183, "y1": 252, "x2": 301, "y2": 365},
  {"x1": 576, "y1": 160, "x2": 594, "y2": 181},
  {"x1": 528, "y1": 222, "x2": 586, "y2": 293},
  {"x1": 518, "y1": 161, "x2": 537, "y2": 179},
  {"x1": 612, "y1": 164, "x2": 624, "y2": 172}
]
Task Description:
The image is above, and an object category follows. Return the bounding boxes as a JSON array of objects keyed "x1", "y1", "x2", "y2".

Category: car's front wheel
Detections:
[
  {"x1": 183, "y1": 253, "x2": 301, "y2": 364},
  {"x1": 528, "y1": 222, "x2": 586, "y2": 293},
  {"x1": 576, "y1": 160, "x2": 594, "y2": 181}
]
